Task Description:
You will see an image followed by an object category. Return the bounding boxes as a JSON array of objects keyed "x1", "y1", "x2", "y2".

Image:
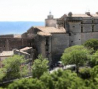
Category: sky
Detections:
[
  {"x1": 0, "y1": 22, "x2": 44, "y2": 34},
  {"x1": 0, "y1": 0, "x2": 98, "y2": 21}
]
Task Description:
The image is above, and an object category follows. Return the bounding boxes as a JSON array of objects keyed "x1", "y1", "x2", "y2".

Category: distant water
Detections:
[{"x1": 0, "y1": 21, "x2": 45, "y2": 35}]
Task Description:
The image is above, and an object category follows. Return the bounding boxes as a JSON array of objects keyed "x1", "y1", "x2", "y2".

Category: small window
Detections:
[
  {"x1": 69, "y1": 33, "x2": 71, "y2": 36},
  {"x1": 73, "y1": 26, "x2": 75, "y2": 28},
  {"x1": 92, "y1": 25, "x2": 94, "y2": 32},
  {"x1": 81, "y1": 26, "x2": 83, "y2": 32}
]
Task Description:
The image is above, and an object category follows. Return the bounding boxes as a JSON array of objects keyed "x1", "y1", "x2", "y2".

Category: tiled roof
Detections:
[
  {"x1": 0, "y1": 51, "x2": 14, "y2": 56},
  {"x1": 35, "y1": 26, "x2": 66, "y2": 36},
  {"x1": 14, "y1": 34, "x2": 21, "y2": 38},
  {"x1": 72, "y1": 14, "x2": 91, "y2": 17},
  {"x1": 14, "y1": 49, "x2": 30, "y2": 55},
  {"x1": 37, "y1": 32, "x2": 52, "y2": 36},
  {"x1": 71, "y1": 14, "x2": 98, "y2": 17},
  {"x1": 20, "y1": 47, "x2": 32, "y2": 51},
  {"x1": 91, "y1": 14, "x2": 98, "y2": 17}
]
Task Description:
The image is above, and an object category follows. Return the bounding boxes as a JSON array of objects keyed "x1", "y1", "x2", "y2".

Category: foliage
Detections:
[
  {"x1": 2, "y1": 55, "x2": 28, "y2": 79},
  {"x1": 40, "y1": 72, "x2": 54, "y2": 89},
  {"x1": 79, "y1": 67, "x2": 91, "y2": 79},
  {"x1": 2, "y1": 68, "x2": 98, "y2": 89},
  {"x1": 0, "y1": 68, "x2": 6, "y2": 81},
  {"x1": 90, "y1": 65, "x2": 98, "y2": 80},
  {"x1": 0, "y1": 88, "x2": 4, "y2": 89},
  {"x1": 50, "y1": 70, "x2": 88, "y2": 89},
  {"x1": 61, "y1": 45, "x2": 90, "y2": 73},
  {"x1": 83, "y1": 39, "x2": 98, "y2": 51},
  {"x1": 32, "y1": 54, "x2": 49, "y2": 78},
  {"x1": 8, "y1": 78, "x2": 45, "y2": 89},
  {"x1": 90, "y1": 50, "x2": 98, "y2": 67}
]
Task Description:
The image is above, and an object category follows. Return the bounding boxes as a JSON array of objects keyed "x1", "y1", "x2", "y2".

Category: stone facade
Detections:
[
  {"x1": 1, "y1": 12, "x2": 98, "y2": 65},
  {"x1": 0, "y1": 38, "x2": 32, "y2": 52}
]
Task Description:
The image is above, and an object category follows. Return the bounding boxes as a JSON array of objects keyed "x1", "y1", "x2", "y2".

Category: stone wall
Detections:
[
  {"x1": 0, "y1": 38, "x2": 31, "y2": 52},
  {"x1": 0, "y1": 34, "x2": 14, "y2": 38},
  {"x1": 82, "y1": 24, "x2": 92, "y2": 32},
  {"x1": 68, "y1": 22, "x2": 81, "y2": 33},
  {"x1": 94, "y1": 24, "x2": 98, "y2": 31},
  {"x1": 81, "y1": 32, "x2": 98, "y2": 44},
  {"x1": 51, "y1": 33, "x2": 69, "y2": 63},
  {"x1": 45, "y1": 19, "x2": 57, "y2": 27},
  {"x1": 69, "y1": 33, "x2": 81, "y2": 46}
]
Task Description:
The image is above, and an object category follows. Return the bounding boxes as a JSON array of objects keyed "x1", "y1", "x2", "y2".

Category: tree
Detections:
[
  {"x1": 8, "y1": 78, "x2": 45, "y2": 89},
  {"x1": 61, "y1": 45, "x2": 90, "y2": 73},
  {"x1": 90, "y1": 50, "x2": 98, "y2": 67},
  {"x1": 83, "y1": 39, "x2": 98, "y2": 51},
  {"x1": 50, "y1": 70, "x2": 87, "y2": 89},
  {"x1": 40, "y1": 72, "x2": 54, "y2": 89},
  {"x1": 0, "y1": 68, "x2": 6, "y2": 82},
  {"x1": 2, "y1": 55, "x2": 28, "y2": 79},
  {"x1": 79, "y1": 67, "x2": 91, "y2": 79},
  {"x1": 32, "y1": 55, "x2": 49, "y2": 78},
  {"x1": 90, "y1": 65, "x2": 98, "y2": 80}
]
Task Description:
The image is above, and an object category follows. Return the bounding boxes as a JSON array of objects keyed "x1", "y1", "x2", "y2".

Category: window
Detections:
[
  {"x1": 81, "y1": 25, "x2": 83, "y2": 32},
  {"x1": 73, "y1": 26, "x2": 75, "y2": 28},
  {"x1": 45, "y1": 37, "x2": 49, "y2": 51},
  {"x1": 92, "y1": 25, "x2": 94, "y2": 32},
  {"x1": 69, "y1": 33, "x2": 71, "y2": 36}
]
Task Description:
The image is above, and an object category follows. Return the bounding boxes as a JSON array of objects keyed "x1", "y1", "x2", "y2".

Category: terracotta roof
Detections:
[
  {"x1": 91, "y1": 14, "x2": 98, "y2": 17},
  {"x1": 35, "y1": 27, "x2": 66, "y2": 36},
  {"x1": 14, "y1": 34, "x2": 21, "y2": 38},
  {"x1": 72, "y1": 14, "x2": 91, "y2": 17},
  {"x1": 71, "y1": 14, "x2": 98, "y2": 17},
  {"x1": 0, "y1": 51, "x2": 14, "y2": 57},
  {"x1": 37, "y1": 32, "x2": 52, "y2": 36},
  {"x1": 14, "y1": 49, "x2": 30, "y2": 55},
  {"x1": 20, "y1": 47, "x2": 32, "y2": 51},
  {"x1": 35, "y1": 26, "x2": 66, "y2": 33}
]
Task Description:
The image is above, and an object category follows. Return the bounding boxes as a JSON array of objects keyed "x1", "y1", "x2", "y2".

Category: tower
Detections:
[{"x1": 45, "y1": 12, "x2": 57, "y2": 27}]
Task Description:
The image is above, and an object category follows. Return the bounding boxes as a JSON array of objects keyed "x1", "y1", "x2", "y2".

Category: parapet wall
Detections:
[{"x1": 0, "y1": 38, "x2": 31, "y2": 52}]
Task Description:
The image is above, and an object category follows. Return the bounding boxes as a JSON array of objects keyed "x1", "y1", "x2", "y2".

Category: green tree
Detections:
[
  {"x1": 50, "y1": 70, "x2": 86, "y2": 89},
  {"x1": 90, "y1": 65, "x2": 98, "y2": 80},
  {"x1": 40, "y1": 72, "x2": 54, "y2": 89},
  {"x1": 90, "y1": 50, "x2": 98, "y2": 67},
  {"x1": 61, "y1": 45, "x2": 90, "y2": 73},
  {"x1": 8, "y1": 78, "x2": 45, "y2": 89},
  {"x1": 32, "y1": 55, "x2": 49, "y2": 78},
  {"x1": 90, "y1": 65, "x2": 98, "y2": 88},
  {"x1": 0, "y1": 68, "x2": 6, "y2": 81},
  {"x1": 83, "y1": 39, "x2": 98, "y2": 51},
  {"x1": 79, "y1": 67, "x2": 91, "y2": 79},
  {"x1": 2, "y1": 55, "x2": 28, "y2": 79}
]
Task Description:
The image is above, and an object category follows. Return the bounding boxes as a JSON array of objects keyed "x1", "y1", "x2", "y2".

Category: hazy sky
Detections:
[{"x1": 0, "y1": 0, "x2": 98, "y2": 21}]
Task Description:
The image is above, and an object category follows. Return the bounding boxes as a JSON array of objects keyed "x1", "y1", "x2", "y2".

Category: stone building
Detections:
[
  {"x1": 1, "y1": 12, "x2": 98, "y2": 65},
  {"x1": 0, "y1": 34, "x2": 33, "y2": 52},
  {"x1": 0, "y1": 48, "x2": 31, "y2": 68}
]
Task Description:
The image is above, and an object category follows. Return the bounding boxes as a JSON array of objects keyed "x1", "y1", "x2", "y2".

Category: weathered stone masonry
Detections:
[{"x1": 1, "y1": 12, "x2": 98, "y2": 65}]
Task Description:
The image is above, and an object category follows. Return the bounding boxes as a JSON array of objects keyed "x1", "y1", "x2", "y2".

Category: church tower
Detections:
[{"x1": 45, "y1": 12, "x2": 57, "y2": 27}]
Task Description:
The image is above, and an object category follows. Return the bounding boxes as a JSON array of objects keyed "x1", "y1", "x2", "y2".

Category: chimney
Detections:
[
  {"x1": 85, "y1": 12, "x2": 90, "y2": 16},
  {"x1": 68, "y1": 12, "x2": 72, "y2": 17},
  {"x1": 96, "y1": 12, "x2": 98, "y2": 14}
]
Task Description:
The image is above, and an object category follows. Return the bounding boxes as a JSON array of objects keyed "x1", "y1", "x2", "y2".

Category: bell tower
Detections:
[{"x1": 45, "y1": 12, "x2": 57, "y2": 27}]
